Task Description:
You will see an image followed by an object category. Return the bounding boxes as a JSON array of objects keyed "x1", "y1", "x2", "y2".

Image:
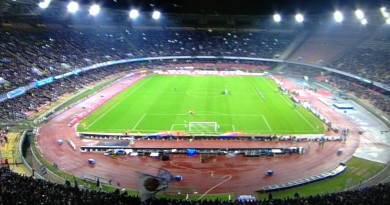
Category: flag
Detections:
[
  {"x1": 157, "y1": 168, "x2": 174, "y2": 183},
  {"x1": 137, "y1": 173, "x2": 168, "y2": 202}
]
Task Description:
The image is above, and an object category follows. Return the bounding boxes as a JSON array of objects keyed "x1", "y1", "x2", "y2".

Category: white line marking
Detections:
[
  {"x1": 86, "y1": 77, "x2": 152, "y2": 129},
  {"x1": 168, "y1": 161, "x2": 232, "y2": 201},
  {"x1": 262, "y1": 78, "x2": 317, "y2": 130},
  {"x1": 148, "y1": 113, "x2": 263, "y2": 117},
  {"x1": 232, "y1": 125, "x2": 236, "y2": 131},
  {"x1": 279, "y1": 95, "x2": 317, "y2": 130},
  {"x1": 132, "y1": 113, "x2": 146, "y2": 130},
  {"x1": 171, "y1": 124, "x2": 186, "y2": 131},
  {"x1": 198, "y1": 175, "x2": 232, "y2": 200},
  {"x1": 261, "y1": 115, "x2": 272, "y2": 131},
  {"x1": 256, "y1": 87, "x2": 265, "y2": 101}
]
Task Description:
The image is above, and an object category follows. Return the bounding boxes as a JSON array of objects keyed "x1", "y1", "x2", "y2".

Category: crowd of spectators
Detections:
[
  {"x1": 0, "y1": 63, "x2": 139, "y2": 122},
  {"x1": 326, "y1": 74, "x2": 390, "y2": 114},
  {"x1": 0, "y1": 26, "x2": 389, "y2": 122},
  {"x1": 1, "y1": 166, "x2": 389, "y2": 205},
  {"x1": 280, "y1": 64, "x2": 390, "y2": 115},
  {"x1": 0, "y1": 28, "x2": 294, "y2": 92},
  {"x1": 328, "y1": 36, "x2": 390, "y2": 86},
  {"x1": 0, "y1": 127, "x2": 8, "y2": 145}
]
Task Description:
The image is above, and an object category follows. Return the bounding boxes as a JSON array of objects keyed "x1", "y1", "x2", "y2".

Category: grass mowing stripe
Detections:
[
  {"x1": 255, "y1": 88, "x2": 266, "y2": 101},
  {"x1": 79, "y1": 75, "x2": 324, "y2": 135},
  {"x1": 86, "y1": 77, "x2": 152, "y2": 129},
  {"x1": 279, "y1": 95, "x2": 317, "y2": 130},
  {"x1": 261, "y1": 77, "x2": 317, "y2": 130}
]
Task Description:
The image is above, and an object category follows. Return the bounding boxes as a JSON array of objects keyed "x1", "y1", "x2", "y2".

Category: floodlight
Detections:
[
  {"x1": 67, "y1": 1, "x2": 79, "y2": 13},
  {"x1": 381, "y1": 7, "x2": 389, "y2": 18},
  {"x1": 334, "y1": 11, "x2": 344, "y2": 23},
  {"x1": 152, "y1": 11, "x2": 161, "y2": 20},
  {"x1": 273, "y1": 14, "x2": 281, "y2": 22},
  {"x1": 386, "y1": 18, "x2": 390, "y2": 24},
  {"x1": 355, "y1": 9, "x2": 364, "y2": 20},
  {"x1": 38, "y1": 0, "x2": 51, "y2": 9},
  {"x1": 360, "y1": 18, "x2": 367, "y2": 25},
  {"x1": 129, "y1": 9, "x2": 139, "y2": 19},
  {"x1": 89, "y1": 4, "x2": 100, "y2": 16},
  {"x1": 295, "y1": 13, "x2": 304, "y2": 23}
]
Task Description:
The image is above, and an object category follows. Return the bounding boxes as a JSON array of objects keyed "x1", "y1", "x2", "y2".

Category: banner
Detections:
[
  {"x1": 7, "y1": 88, "x2": 26, "y2": 99},
  {"x1": 54, "y1": 72, "x2": 72, "y2": 80},
  {"x1": 34, "y1": 76, "x2": 54, "y2": 88}
]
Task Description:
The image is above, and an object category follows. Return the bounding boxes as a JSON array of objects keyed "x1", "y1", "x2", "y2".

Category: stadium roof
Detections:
[
  {"x1": 72, "y1": 0, "x2": 386, "y2": 15},
  {"x1": 1, "y1": 0, "x2": 389, "y2": 28}
]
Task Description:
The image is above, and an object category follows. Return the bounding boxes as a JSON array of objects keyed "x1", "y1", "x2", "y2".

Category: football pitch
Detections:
[{"x1": 77, "y1": 75, "x2": 324, "y2": 135}]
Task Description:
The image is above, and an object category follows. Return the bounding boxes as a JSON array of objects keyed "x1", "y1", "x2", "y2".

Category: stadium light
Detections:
[
  {"x1": 129, "y1": 9, "x2": 139, "y2": 19},
  {"x1": 152, "y1": 11, "x2": 161, "y2": 20},
  {"x1": 89, "y1": 4, "x2": 100, "y2": 16},
  {"x1": 67, "y1": 1, "x2": 79, "y2": 13},
  {"x1": 295, "y1": 13, "x2": 304, "y2": 23},
  {"x1": 355, "y1": 9, "x2": 364, "y2": 20},
  {"x1": 386, "y1": 18, "x2": 390, "y2": 24},
  {"x1": 334, "y1": 11, "x2": 344, "y2": 23},
  {"x1": 38, "y1": 0, "x2": 51, "y2": 9},
  {"x1": 381, "y1": 7, "x2": 389, "y2": 18},
  {"x1": 273, "y1": 14, "x2": 281, "y2": 22},
  {"x1": 360, "y1": 18, "x2": 368, "y2": 25}
]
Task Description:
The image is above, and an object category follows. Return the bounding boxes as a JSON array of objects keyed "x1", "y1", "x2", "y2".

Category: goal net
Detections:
[{"x1": 188, "y1": 122, "x2": 219, "y2": 134}]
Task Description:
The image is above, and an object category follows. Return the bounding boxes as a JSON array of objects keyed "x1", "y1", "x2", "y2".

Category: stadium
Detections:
[{"x1": 0, "y1": 0, "x2": 389, "y2": 204}]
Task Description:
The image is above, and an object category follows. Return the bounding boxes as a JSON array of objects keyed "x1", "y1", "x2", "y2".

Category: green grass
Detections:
[
  {"x1": 78, "y1": 75, "x2": 324, "y2": 135},
  {"x1": 158, "y1": 193, "x2": 234, "y2": 201},
  {"x1": 257, "y1": 157, "x2": 385, "y2": 199}
]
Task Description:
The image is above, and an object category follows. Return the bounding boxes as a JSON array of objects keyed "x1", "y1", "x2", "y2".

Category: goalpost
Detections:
[{"x1": 188, "y1": 122, "x2": 219, "y2": 134}]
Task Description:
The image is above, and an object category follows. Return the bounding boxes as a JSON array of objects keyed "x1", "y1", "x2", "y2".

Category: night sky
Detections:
[{"x1": 71, "y1": 0, "x2": 387, "y2": 15}]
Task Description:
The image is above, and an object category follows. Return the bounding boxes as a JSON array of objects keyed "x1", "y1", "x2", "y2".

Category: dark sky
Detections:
[{"x1": 75, "y1": 0, "x2": 386, "y2": 15}]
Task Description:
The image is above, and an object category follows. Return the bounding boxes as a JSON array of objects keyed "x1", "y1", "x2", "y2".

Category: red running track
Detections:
[{"x1": 37, "y1": 74, "x2": 360, "y2": 196}]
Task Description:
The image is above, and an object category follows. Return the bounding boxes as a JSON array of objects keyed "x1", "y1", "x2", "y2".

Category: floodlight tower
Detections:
[
  {"x1": 152, "y1": 11, "x2": 161, "y2": 20},
  {"x1": 89, "y1": 4, "x2": 100, "y2": 16},
  {"x1": 38, "y1": 0, "x2": 51, "y2": 9},
  {"x1": 67, "y1": 1, "x2": 79, "y2": 13},
  {"x1": 129, "y1": 9, "x2": 139, "y2": 19},
  {"x1": 295, "y1": 13, "x2": 304, "y2": 23},
  {"x1": 360, "y1": 18, "x2": 368, "y2": 25},
  {"x1": 333, "y1": 11, "x2": 344, "y2": 23},
  {"x1": 273, "y1": 13, "x2": 281, "y2": 22},
  {"x1": 381, "y1": 7, "x2": 389, "y2": 18},
  {"x1": 355, "y1": 9, "x2": 365, "y2": 20}
]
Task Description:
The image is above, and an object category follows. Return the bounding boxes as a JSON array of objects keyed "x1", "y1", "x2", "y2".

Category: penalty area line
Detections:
[
  {"x1": 86, "y1": 77, "x2": 152, "y2": 129},
  {"x1": 261, "y1": 115, "x2": 272, "y2": 131},
  {"x1": 132, "y1": 113, "x2": 146, "y2": 130}
]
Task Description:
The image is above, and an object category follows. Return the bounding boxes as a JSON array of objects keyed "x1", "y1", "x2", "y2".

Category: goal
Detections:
[{"x1": 188, "y1": 122, "x2": 219, "y2": 134}]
